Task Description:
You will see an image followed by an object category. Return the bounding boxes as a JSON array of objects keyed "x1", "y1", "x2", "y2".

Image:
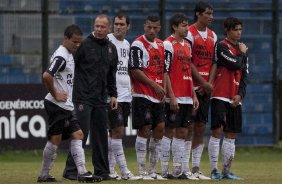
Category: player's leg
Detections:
[
  {"x1": 221, "y1": 104, "x2": 242, "y2": 180},
  {"x1": 63, "y1": 103, "x2": 92, "y2": 180},
  {"x1": 132, "y1": 97, "x2": 151, "y2": 177},
  {"x1": 148, "y1": 102, "x2": 165, "y2": 179},
  {"x1": 191, "y1": 94, "x2": 210, "y2": 180},
  {"x1": 160, "y1": 103, "x2": 174, "y2": 177},
  {"x1": 208, "y1": 99, "x2": 225, "y2": 180}
]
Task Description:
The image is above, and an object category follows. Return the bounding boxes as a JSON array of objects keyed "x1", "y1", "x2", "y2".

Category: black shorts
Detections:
[
  {"x1": 108, "y1": 102, "x2": 131, "y2": 129},
  {"x1": 131, "y1": 97, "x2": 165, "y2": 129},
  {"x1": 192, "y1": 92, "x2": 210, "y2": 124},
  {"x1": 165, "y1": 103, "x2": 193, "y2": 128},
  {"x1": 44, "y1": 100, "x2": 80, "y2": 140},
  {"x1": 211, "y1": 99, "x2": 242, "y2": 133}
]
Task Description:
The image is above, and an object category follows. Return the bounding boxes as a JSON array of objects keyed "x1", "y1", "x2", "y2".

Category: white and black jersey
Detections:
[
  {"x1": 108, "y1": 33, "x2": 132, "y2": 102},
  {"x1": 45, "y1": 45, "x2": 74, "y2": 111}
]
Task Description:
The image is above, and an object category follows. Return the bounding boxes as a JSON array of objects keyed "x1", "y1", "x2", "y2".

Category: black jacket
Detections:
[{"x1": 73, "y1": 33, "x2": 118, "y2": 106}]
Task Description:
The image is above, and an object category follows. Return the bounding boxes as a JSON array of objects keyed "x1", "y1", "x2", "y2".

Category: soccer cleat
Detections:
[
  {"x1": 121, "y1": 171, "x2": 143, "y2": 180},
  {"x1": 193, "y1": 171, "x2": 211, "y2": 180},
  {"x1": 149, "y1": 173, "x2": 168, "y2": 180},
  {"x1": 78, "y1": 171, "x2": 102, "y2": 182},
  {"x1": 222, "y1": 172, "x2": 242, "y2": 180},
  {"x1": 37, "y1": 175, "x2": 57, "y2": 182},
  {"x1": 109, "y1": 171, "x2": 121, "y2": 180},
  {"x1": 182, "y1": 172, "x2": 199, "y2": 180},
  {"x1": 211, "y1": 169, "x2": 221, "y2": 180},
  {"x1": 139, "y1": 172, "x2": 155, "y2": 180}
]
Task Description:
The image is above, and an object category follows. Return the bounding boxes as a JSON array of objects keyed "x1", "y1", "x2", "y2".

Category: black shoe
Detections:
[
  {"x1": 78, "y1": 171, "x2": 102, "y2": 183},
  {"x1": 37, "y1": 175, "x2": 57, "y2": 182},
  {"x1": 63, "y1": 173, "x2": 77, "y2": 180}
]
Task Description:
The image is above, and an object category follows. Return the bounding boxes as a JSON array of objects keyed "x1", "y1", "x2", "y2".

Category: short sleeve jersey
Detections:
[
  {"x1": 45, "y1": 45, "x2": 74, "y2": 111},
  {"x1": 108, "y1": 33, "x2": 132, "y2": 102}
]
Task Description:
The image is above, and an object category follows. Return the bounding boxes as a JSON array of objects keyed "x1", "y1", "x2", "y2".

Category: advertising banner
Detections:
[{"x1": 0, "y1": 84, "x2": 137, "y2": 150}]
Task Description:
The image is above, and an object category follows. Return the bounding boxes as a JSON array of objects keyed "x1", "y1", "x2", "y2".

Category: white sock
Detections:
[
  {"x1": 160, "y1": 136, "x2": 172, "y2": 175},
  {"x1": 135, "y1": 136, "x2": 147, "y2": 175},
  {"x1": 111, "y1": 138, "x2": 129, "y2": 176},
  {"x1": 222, "y1": 137, "x2": 235, "y2": 175},
  {"x1": 172, "y1": 137, "x2": 185, "y2": 176},
  {"x1": 71, "y1": 139, "x2": 87, "y2": 175},
  {"x1": 108, "y1": 137, "x2": 116, "y2": 174},
  {"x1": 40, "y1": 141, "x2": 58, "y2": 177},
  {"x1": 182, "y1": 140, "x2": 192, "y2": 173},
  {"x1": 148, "y1": 137, "x2": 161, "y2": 174},
  {"x1": 208, "y1": 136, "x2": 220, "y2": 171},
  {"x1": 192, "y1": 144, "x2": 204, "y2": 170}
]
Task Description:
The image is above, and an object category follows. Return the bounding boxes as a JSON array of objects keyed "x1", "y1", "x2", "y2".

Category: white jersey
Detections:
[
  {"x1": 45, "y1": 45, "x2": 74, "y2": 111},
  {"x1": 108, "y1": 33, "x2": 132, "y2": 102}
]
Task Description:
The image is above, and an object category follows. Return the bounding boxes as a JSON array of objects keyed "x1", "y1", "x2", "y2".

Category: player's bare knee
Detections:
[
  {"x1": 111, "y1": 127, "x2": 125, "y2": 139},
  {"x1": 71, "y1": 130, "x2": 84, "y2": 140}
]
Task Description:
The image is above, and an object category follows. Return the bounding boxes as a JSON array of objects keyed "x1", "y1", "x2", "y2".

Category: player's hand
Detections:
[
  {"x1": 239, "y1": 42, "x2": 248, "y2": 54},
  {"x1": 152, "y1": 83, "x2": 165, "y2": 98},
  {"x1": 54, "y1": 91, "x2": 67, "y2": 102},
  {"x1": 192, "y1": 95, "x2": 199, "y2": 110},
  {"x1": 199, "y1": 82, "x2": 213, "y2": 95},
  {"x1": 110, "y1": 97, "x2": 118, "y2": 110},
  {"x1": 230, "y1": 95, "x2": 241, "y2": 108},
  {"x1": 170, "y1": 96, "x2": 179, "y2": 112}
]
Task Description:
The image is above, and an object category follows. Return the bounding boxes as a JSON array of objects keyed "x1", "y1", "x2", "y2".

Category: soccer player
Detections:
[
  {"x1": 37, "y1": 25, "x2": 98, "y2": 183},
  {"x1": 161, "y1": 13, "x2": 199, "y2": 180},
  {"x1": 208, "y1": 16, "x2": 248, "y2": 180},
  {"x1": 107, "y1": 13, "x2": 142, "y2": 180},
  {"x1": 129, "y1": 15, "x2": 166, "y2": 180},
  {"x1": 186, "y1": 1, "x2": 217, "y2": 180}
]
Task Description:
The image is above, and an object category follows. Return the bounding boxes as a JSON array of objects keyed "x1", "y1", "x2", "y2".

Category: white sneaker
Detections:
[
  {"x1": 184, "y1": 172, "x2": 199, "y2": 180},
  {"x1": 193, "y1": 171, "x2": 211, "y2": 180},
  {"x1": 122, "y1": 171, "x2": 143, "y2": 180},
  {"x1": 149, "y1": 173, "x2": 168, "y2": 180},
  {"x1": 109, "y1": 171, "x2": 121, "y2": 180},
  {"x1": 139, "y1": 172, "x2": 155, "y2": 180}
]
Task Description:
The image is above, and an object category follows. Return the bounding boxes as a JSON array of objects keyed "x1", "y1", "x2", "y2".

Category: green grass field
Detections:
[{"x1": 1, "y1": 144, "x2": 282, "y2": 184}]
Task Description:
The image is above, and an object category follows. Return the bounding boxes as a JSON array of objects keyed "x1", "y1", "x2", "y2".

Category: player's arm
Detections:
[
  {"x1": 208, "y1": 45, "x2": 218, "y2": 84},
  {"x1": 107, "y1": 44, "x2": 118, "y2": 109},
  {"x1": 164, "y1": 45, "x2": 178, "y2": 111},
  {"x1": 129, "y1": 43, "x2": 165, "y2": 97},
  {"x1": 191, "y1": 64, "x2": 213, "y2": 94},
  {"x1": 237, "y1": 54, "x2": 249, "y2": 100},
  {"x1": 216, "y1": 42, "x2": 245, "y2": 70},
  {"x1": 42, "y1": 56, "x2": 67, "y2": 102}
]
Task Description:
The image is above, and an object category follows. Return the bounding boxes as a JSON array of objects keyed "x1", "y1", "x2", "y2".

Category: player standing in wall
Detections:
[
  {"x1": 107, "y1": 13, "x2": 142, "y2": 181},
  {"x1": 208, "y1": 16, "x2": 248, "y2": 180},
  {"x1": 186, "y1": 1, "x2": 217, "y2": 180}
]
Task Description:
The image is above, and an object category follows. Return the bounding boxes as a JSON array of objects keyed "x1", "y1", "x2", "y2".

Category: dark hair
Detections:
[
  {"x1": 224, "y1": 17, "x2": 242, "y2": 34},
  {"x1": 194, "y1": 1, "x2": 213, "y2": 22},
  {"x1": 113, "y1": 13, "x2": 130, "y2": 25},
  {"x1": 169, "y1": 13, "x2": 189, "y2": 33},
  {"x1": 145, "y1": 15, "x2": 160, "y2": 23},
  {"x1": 64, "y1": 24, "x2": 83, "y2": 38}
]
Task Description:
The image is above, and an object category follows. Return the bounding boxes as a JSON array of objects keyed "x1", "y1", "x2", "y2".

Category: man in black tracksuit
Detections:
[{"x1": 63, "y1": 14, "x2": 118, "y2": 180}]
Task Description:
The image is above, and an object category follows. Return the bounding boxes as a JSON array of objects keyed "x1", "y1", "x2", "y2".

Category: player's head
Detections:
[
  {"x1": 224, "y1": 17, "x2": 243, "y2": 41},
  {"x1": 113, "y1": 13, "x2": 130, "y2": 40},
  {"x1": 93, "y1": 14, "x2": 111, "y2": 39},
  {"x1": 169, "y1": 13, "x2": 189, "y2": 38},
  {"x1": 144, "y1": 15, "x2": 161, "y2": 42},
  {"x1": 194, "y1": 1, "x2": 213, "y2": 26},
  {"x1": 63, "y1": 24, "x2": 83, "y2": 54}
]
